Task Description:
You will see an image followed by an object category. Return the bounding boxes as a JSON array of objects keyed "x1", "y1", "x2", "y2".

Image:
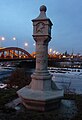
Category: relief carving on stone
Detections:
[{"x1": 36, "y1": 22, "x2": 45, "y2": 34}]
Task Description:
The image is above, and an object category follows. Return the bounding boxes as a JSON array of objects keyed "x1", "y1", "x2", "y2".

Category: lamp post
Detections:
[
  {"x1": 0, "y1": 37, "x2": 5, "y2": 48},
  {"x1": 24, "y1": 42, "x2": 28, "y2": 51},
  {"x1": 33, "y1": 42, "x2": 35, "y2": 52},
  {"x1": 12, "y1": 37, "x2": 18, "y2": 47},
  {"x1": 33, "y1": 42, "x2": 35, "y2": 46}
]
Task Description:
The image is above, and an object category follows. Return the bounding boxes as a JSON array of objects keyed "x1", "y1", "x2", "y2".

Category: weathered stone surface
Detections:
[
  {"x1": 17, "y1": 86, "x2": 63, "y2": 111},
  {"x1": 17, "y1": 5, "x2": 63, "y2": 111}
]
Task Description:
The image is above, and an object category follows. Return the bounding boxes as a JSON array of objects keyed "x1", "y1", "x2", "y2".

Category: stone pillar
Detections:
[
  {"x1": 31, "y1": 5, "x2": 52, "y2": 90},
  {"x1": 36, "y1": 39, "x2": 48, "y2": 71},
  {"x1": 17, "y1": 5, "x2": 63, "y2": 111},
  {"x1": 31, "y1": 37, "x2": 52, "y2": 90}
]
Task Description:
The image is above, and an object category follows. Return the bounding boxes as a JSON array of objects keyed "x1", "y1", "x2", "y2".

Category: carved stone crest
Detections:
[{"x1": 36, "y1": 22, "x2": 45, "y2": 34}]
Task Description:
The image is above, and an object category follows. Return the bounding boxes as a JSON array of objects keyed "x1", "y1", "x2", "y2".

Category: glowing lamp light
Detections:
[
  {"x1": 56, "y1": 51, "x2": 59, "y2": 55},
  {"x1": 33, "y1": 43, "x2": 35, "y2": 46},
  {"x1": 53, "y1": 50, "x2": 56, "y2": 54},
  {"x1": 49, "y1": 48, "x2": 52, "y2": 53},
  {"x1": 24, "y1": 42, "x2": 28, "y2": 46},
  {"x1": 1, "y1": 37, "x2": 5, "y2": 41},
  {"x1": 62, "y1": 55, "x2": 66, "y2": 58},
  {"x1": 13, "y1": 37, "x2": 16, "y2": 40}
]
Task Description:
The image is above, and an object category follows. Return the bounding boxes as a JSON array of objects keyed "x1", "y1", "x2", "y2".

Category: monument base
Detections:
[{"x1": 17, "y1": 85, "x2": 63, "y2": 111}]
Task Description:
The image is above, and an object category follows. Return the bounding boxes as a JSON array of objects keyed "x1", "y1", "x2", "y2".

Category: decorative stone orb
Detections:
[{"x1": 40, "y1": 5, "x2": 47, "y2": 12}]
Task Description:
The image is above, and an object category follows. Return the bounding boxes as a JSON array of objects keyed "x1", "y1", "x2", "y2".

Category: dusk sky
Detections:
[{"x1": 0, "y1": 0, "x2": 82, "y2": 54}]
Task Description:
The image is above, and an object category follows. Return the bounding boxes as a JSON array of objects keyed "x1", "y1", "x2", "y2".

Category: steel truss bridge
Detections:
[{"x1": 0, "y1": 47, "x2": 33, "y2": 61}]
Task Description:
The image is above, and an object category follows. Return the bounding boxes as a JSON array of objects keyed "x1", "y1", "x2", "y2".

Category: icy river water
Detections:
[
  {"x1": 0, "y1": 66, "x2": 82, "y2": 94},
  {"x1": 0, "y1": 66, "x2": 14, "y2": 81},
  {"x1": 49, "y1": 68, "x2": 82, "y2": 94}
]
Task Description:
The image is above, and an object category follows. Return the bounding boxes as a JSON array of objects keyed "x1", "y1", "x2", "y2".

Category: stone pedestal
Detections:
[
  {"x1": 18, "y1": 86, "x2": 63, "y2": 111},
  {"x1": 17, "y1": 5, "x2": 63, "y2": 111}
]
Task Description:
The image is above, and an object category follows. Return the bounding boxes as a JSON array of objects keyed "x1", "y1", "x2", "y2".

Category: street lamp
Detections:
[
  {"x1": 24, "y1": 42, "x2": 28, "y2": 51},
  {"x1": 0, "y1": 36, "x2": 5, "y2": 48},
  {"x1": 53, "y1": 50, "x2": 56, "y2": 54},
  {"x1": 2, "y1": 37, "x2": 5, "y2": 41},
  {"x1": 33, "y1": 42, "x2": 35, "y2": 52},
  {"x1": 12, "y1": 37, "x2": 18, "y2": 47},
  {"x1": 13, "y1": 37, "x2": 16, "y2": 40},
  {"x1": 24, "y1": 42, "x2": 28, "y2": 47},
  {"x1": 33, "y1": 42, "x2": 35, "y2": 46},
  {"x1": 49, "y1": 48, "x2": 52, "y2": 53}
]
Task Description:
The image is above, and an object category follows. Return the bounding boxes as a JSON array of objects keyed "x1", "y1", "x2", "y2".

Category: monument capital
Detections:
[{"x1": 32, "y1": 5, "x2": 53, "y2": 39}]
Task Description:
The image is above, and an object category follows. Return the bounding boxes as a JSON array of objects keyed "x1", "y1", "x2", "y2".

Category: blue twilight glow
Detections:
[{"x1": 0, "y1": 0, "x2": 82, "y2": 54}]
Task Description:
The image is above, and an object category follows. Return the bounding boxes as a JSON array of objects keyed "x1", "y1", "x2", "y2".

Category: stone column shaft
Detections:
[{"x1": 36, "y1": 41, "x2": 48, "y2": 71}]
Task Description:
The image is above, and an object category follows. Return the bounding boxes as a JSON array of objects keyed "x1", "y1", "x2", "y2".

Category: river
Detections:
[
  {"x1": 0, "y1": 66, "x2": 82, "y2": 94},
  {"x1": 49, "y1": 67, "x2": 82, "y2": 94},
  {"x1": 0, "y1": 66, "x2": 15, "y2": 82}
]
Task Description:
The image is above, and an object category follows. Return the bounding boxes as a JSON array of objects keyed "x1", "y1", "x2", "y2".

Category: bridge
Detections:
[
  {"x1": 0, "y1": 47, "x2": 81, "y2": 63},
  {"x1": 0, "y1": 47, "x2": 33, "y2": 61}
]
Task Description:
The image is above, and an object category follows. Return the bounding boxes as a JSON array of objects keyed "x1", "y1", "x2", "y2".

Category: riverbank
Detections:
[{"x1": 0, "y1": 67, "x2": 82, "y2": 119}]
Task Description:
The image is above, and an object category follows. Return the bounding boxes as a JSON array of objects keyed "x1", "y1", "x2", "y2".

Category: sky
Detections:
[{"x1": 0, "y1": 0, "x2": 82, "y2": 54}]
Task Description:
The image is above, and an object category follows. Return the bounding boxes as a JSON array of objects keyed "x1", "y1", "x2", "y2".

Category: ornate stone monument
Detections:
[{"x1": 17, "y1": 5, "x2": 63, "y2": 111}]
